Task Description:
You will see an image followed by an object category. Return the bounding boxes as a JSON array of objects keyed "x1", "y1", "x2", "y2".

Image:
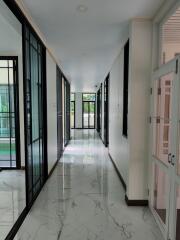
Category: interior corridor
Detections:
[{"x1": 14, "y1": 130, "x2": 163, "y2": 240}]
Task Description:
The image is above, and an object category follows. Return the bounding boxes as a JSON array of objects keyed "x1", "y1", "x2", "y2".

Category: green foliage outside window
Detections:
[{"x1": 83, "y1": 93, "x2": 96, "y2": 101}]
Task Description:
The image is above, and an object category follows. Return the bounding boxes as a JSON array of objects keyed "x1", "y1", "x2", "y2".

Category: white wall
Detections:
[
  {"x1": 127, "y1": 20, "x2": 152, "y2": 200},
  {"x1": 109, "y1": 20, "x2": 152, "y2": 200},
  {"x1": 46, "y1": 51, "x2": 57, "y2": 174},
  {"x1": 75, "y1": 93, "x2": 82, "y2": 128},
  {"x1": 109, "y1": 48, "x2": 130, "y2": 184}
]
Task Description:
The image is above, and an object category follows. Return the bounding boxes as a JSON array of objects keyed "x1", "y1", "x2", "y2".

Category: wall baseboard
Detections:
[
  {"x1": 125, "y1": 195, "x2": 148, "y2": 206},
  {"x1": 108, "y1": 153, "x2": 148, "y2": 206},
  {"x1": 99, "y1": 133, "x2": 105, "y2": 144},
  {"x1": 108, "y1": 153, "x2": 127, "y2": 191},
  {"x1": 48, "y1": 159, "x2": 59, "y2": 178}
]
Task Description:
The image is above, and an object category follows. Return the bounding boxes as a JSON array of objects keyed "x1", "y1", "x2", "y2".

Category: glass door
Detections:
[
  {"x1": 0, "y1": 57, "x2": 20, "y2": 169},
  {"x1": 89, "y1": 102, "x2": 95, "y2": 128},
  {"x1": 71, "y1": 93, "x2": 75, "y2": 129},
  {"x1": 82, "y1": 93, "x2": 96, "y2": 129},
  {"x1": 83, "y1": 102, "x2": 89, "y2": 128},
  {"x1": 24, "y1": 26, "x2": 47, "y2": 205},
  {"x1": 83, "y1": 101, "x2": 95, "y2": 129},
  {"x1": 151, "y1": 57, "x2": 180, "y2": 240},
  {"x1": 71, "y1": 101, "x2": 75, "y2": 129},
  {"x1": 64, "y1": 79, "x2": 70, "y2": 146},
  {"x1": 57, "y1": 66, "x2": 63, "y2": 160}
]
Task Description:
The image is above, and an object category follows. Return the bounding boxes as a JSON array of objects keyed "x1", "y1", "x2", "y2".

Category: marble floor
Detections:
[
  {"x1": 0, "y1": 170, "x2": 26, "y2": 240},
  {"x1": 14, "y1": 130, "x2": 163, "y2": 240}
]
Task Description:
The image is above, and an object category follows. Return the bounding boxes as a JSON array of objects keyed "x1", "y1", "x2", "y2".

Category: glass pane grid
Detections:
[
  {"x1": 152, "y1": 73, "x2": 173, "y2": 165},
  {"x1": 0, "y1": 59, "x2": 16, "y2": 168},
  {"x1": 25, "y1": 27, "x2": 45, "y2": 203}
]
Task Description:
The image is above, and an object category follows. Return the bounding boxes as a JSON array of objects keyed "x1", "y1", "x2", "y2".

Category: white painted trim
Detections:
[{"x1": 153, "y1": 0, "x2": 177, "y2": 23}]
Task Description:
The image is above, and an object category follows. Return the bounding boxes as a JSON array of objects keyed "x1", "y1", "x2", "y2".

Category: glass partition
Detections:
[
  {"x1": 152, "y1": 73, "x2": 173, "y2": 165},
  {"x1": 24, "y1": 26, "x2": 47, "y2": 204},
  {"x1": 71, "y1": 93, "x2": 75, "y2": 129},
  {"x1": 0, "y1": 59, "x2": 19, "y2": 168}
]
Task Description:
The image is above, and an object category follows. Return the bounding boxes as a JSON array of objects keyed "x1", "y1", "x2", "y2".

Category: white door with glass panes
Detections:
[{"x1": 150, "y1": 55, "x2": 180, "y2": 240}]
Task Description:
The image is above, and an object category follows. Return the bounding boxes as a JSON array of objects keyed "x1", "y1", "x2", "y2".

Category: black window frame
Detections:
[
  {"x1": 82, "y1": 93, "x2": 96, "y2": 129},
  {"x1": 0, "y1": 56, "x2": 21, "y2": 169}
]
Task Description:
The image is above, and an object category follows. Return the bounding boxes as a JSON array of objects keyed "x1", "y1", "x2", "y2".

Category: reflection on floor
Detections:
[
  {"x1": 0, "y1": 170, "x2": 25, "y2": 240},
  {"x1": 15, "y1": 130, "x2": 163, "y2": 240}
]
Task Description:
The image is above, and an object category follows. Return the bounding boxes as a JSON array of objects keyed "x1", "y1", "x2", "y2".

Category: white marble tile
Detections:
[
  {"x1": 0, "y1": 170, "x2": 26, "y2": 240},
  {"x1": 14, "y1": 130, "x2": 163, "y2": 240}
]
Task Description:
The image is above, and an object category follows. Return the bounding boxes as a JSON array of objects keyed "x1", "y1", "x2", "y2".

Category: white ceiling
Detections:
[{"x1": 23, "y1": 0, "x2": 165, "y2": 92}]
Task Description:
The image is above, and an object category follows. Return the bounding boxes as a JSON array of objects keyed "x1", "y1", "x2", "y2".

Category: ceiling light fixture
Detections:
[{"x1": 77, "y1": 4, "x2": 88, "y2": 13}]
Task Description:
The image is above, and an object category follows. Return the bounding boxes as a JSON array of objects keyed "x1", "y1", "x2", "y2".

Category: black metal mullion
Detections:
[
  {"x1": 82, "y1": 101, "x2": 83, "y2": 128},
  {"x1": 28, "y1": 31, "x2": 34, "y2": 198},
  {"x1": 7, "y1": 60, "x2": 12, "y2": 168},
  {"x1": 72, "y1": 101, "x2": 75, "y2": 128},
  {"x1": 12, "y1": 60, "x2": 16, "y2": 167},
  {"x1": 88, "y1": 102, "x2": 90, "y2": 129},
  {"x1": 94, "y1": 101, "x2": 96, "y2": 129},
  {"x1": 14, "y1": 59, "x2": 21, "y2": 168},
  {"x1": 37, "y1": 47, "x2": 41, "y2": 186}
]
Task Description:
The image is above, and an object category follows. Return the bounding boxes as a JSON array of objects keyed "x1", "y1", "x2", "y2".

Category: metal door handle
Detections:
[{"x1": 168, "y1": 153, "x2": 172, "y2": 164}]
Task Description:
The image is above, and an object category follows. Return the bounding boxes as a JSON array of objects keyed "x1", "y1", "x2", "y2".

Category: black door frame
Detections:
[
  {"x1": 104, "y1": 74, "x2": 109, "y2": 147},
  {"x1": 3, "y1": 1, "x2": 48, "y2": 239},
  {"x1": 22, "y1": 23, "x2": 48, "y2": 207},
  {"x1": 71, "y1": 100, "x2": 75, "y2": 129},
  {"x1": 96, "y1": 85, "x2": 102, "y2": 135},
  {"x1": 122, "y1": 40, "x2": 129, "y2": 138},
  {"x1": 96, "y1": 88, "x2": 101, "y2": 133},
  {"x1": 56, "y1": 66, "x2": 63, "y2": 160},
  {"x1": 0, "y1": 56, "x2": 21, "y2": 170},
  {"x1": 64, "y1": 78, "x2": 70, "y2": 146},
  {"x1": 82, "y1": 101, "x2": 96, "y2": 129}
]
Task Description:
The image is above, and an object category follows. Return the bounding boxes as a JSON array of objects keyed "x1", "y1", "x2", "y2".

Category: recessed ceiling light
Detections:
[{"x1": 77, "y1": 4, "x2": 88, "y2": 13}]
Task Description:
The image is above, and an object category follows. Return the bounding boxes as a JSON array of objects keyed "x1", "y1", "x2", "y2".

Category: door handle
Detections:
[{"x1": 168, "y1": 153, "x2": 172, "y2": 164}]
